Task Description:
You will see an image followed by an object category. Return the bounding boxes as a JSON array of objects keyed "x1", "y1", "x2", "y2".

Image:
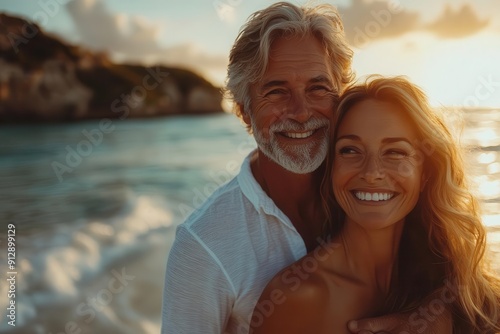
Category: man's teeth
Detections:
[
  {"x1": 283, "y1": 130, "x2": 314, "y2": 139},
  {"x1": 355, "y1": 192, "x2": 394, "y2": 201}
]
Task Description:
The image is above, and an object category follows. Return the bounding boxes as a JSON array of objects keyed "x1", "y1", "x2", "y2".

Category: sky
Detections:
[{"x1": 1, "y1": 0, "x2": 500, "y2": 107}]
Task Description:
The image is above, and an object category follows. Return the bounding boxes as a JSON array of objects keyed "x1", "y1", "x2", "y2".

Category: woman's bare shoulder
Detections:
[
  {"x1": 251, "y1": 246, "x2": 354, "y2": 333},
  {"x1": 251, "y1": 264, "x2": 331, "y2": 333},
  {"x1": 260, "y1": 244, "x2": 342, "y2": 302}
]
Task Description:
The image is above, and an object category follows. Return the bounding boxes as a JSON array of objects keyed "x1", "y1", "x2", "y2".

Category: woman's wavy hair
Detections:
[
  {"x1": 320, "y1": 76, "x2": 500, "y2": 332},
  {"x1": 225, "y1": 1, "x2": 354, "y2": 132}
]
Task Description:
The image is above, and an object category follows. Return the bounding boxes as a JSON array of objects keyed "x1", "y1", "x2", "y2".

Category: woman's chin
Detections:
[{"x1": 348, "y1": 213, "x2": 404, "y2": 231}]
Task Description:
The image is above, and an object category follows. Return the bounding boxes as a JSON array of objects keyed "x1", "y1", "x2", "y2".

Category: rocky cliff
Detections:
[{"x1": 0, "y1": 13, "x2": 223, "y2": 122}]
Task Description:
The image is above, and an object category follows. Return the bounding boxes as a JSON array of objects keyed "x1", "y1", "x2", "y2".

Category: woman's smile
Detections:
[{"x1": 333, "y1": 99, "x2": 425, "y2": 229}]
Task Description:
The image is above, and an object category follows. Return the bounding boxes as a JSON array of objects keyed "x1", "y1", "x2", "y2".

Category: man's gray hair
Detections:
[{"x1": 225, "y1": 1, "x2": 354, "y2": 131}]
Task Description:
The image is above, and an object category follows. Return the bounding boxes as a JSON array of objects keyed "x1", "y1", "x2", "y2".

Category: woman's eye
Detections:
[
  {"x1": 385, "y1": 150, "x2": 408, "y2": 158},
  {"x1": 338, "y1": 147, "x2": 359, "y2": 155}
]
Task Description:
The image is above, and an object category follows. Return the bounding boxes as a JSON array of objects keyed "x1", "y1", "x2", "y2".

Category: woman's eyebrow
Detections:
[
  {"x1": 309, "y1": 75, "x2": 333, "y2": 86},
  {"x1": 381, "y1": 137, "x2": 413, "y2": 146},
  {"x1": 336, "y1": 135, "x2": 413, "y2": 146},
  {"x1": 336, "y1": 134, "x2": 360, "y2": 141}
]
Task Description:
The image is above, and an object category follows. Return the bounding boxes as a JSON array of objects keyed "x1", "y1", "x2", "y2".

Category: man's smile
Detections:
[{"x1": 281, "y1": 130, "x2": 315, "y2": 139}]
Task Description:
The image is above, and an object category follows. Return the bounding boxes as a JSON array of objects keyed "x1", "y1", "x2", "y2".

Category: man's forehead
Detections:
[
  {"x1": 261, "y1": 36, "x2": 334, "y2": 81},
  {"x1": 268, "y1": 35, "x2": 328, "y2": 62}
]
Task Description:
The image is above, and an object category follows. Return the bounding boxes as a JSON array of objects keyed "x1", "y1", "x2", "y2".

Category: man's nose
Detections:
[{"x1": 286, "y1": 93, "x2": 312, "y2": 123}]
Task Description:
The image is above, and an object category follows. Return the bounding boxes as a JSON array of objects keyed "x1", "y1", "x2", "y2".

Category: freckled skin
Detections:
[
  {"x1": 251, "y1": 99, "x2": 428, "y2": 334},
  {"x1": 333, "y1": 99, "x2": 426, "y2": 230}
]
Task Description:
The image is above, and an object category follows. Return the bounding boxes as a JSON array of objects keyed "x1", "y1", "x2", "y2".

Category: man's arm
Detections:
[
  {"x1": 348, "y1": 288, "x2": 453, "y2": 334},
  {"x1": 161, "y1": 225, "x2": 234, "y2": 334}
]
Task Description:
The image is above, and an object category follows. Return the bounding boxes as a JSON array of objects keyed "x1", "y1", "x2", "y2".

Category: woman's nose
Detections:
[{"x1": 361, "y1": 154, "x2": 385, "y2": 183}]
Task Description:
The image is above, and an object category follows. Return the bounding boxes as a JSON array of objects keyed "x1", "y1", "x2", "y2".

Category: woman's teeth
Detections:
[{"x1": 355, "y1": 192, "x2": 394, "y2": 201}]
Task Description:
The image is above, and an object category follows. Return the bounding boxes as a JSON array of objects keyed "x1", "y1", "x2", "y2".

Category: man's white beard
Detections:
[{"x1": 250, "y1": 116, "x2": 329, "y2": 174}]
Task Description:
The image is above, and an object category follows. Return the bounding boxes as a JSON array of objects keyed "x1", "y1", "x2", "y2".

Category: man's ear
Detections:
[{"x1": 239, "y1": 103, "x2": 251, "y2": 126}]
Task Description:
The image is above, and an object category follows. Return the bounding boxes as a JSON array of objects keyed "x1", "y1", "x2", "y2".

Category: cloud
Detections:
[
  {"x1": 426, "y1": 4, "x2": 489, "y2": 39},
  {"x1": 66, "y1": 0, "x2": 162, "y2": 57},
  {"x1": 338, "y1": 0, "x2": 420, "y2": 46},
  {"x1": 160, "y1": 44, "x2": 228, "y2": 69},
  {"x1": 64, "y1": 0, "x2": 228, "y2": 82},
  {"x1": 337, "y1": 0, "x2": 490, "y2": 47}
]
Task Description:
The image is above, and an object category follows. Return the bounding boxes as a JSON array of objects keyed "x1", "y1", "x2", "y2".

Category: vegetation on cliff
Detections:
[{"x1": 0, "y1": 13, "x2": 223, "y2": 122}]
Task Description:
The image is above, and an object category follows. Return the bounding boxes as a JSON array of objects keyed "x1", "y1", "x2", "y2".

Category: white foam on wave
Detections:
[
  {"x1": 1, "y1": 198, "x2": 497, "y2": 333},
  {"x1": 0, "y1": 193, "x2": 176, "y2": 333}
]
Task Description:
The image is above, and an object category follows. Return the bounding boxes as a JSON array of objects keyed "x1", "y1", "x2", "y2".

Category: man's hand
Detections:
[
  {"x1": 347, "y1": 307, "x2": 453, "y2": 334},
  {"x1": 348, "y1": 286, "x2": 455, "y2": 334},
  {"x1": 347, "y1": 314, "x2": 411, "y2": 334}
]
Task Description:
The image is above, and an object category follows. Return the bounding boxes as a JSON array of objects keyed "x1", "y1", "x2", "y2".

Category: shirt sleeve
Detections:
[{"x1": 161, "y1": 224, "x2": 235, "y2": 334}]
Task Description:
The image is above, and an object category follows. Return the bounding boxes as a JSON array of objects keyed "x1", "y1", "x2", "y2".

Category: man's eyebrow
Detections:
[
  {"x1": 260, "y1": 80, "x2": 287, "y2": 91},
  {"x1": 336, "y1": 135, "x2": 414, "y2": 146},
  {"x1": 259, "y1": 75, "x2": 333, "y2": 92},
  {"x1": 309, "y1": 75, "x2": 333, "y2": 86}
]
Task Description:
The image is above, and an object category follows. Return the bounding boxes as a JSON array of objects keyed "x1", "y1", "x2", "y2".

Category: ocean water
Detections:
[{"x1": 0, "y1": 110, "x2": 498, "y2": 333}]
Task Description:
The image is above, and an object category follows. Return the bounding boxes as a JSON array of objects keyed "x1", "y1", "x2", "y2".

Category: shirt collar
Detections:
[{"x1": 237, "y1": 150, "x2": 294, "y2": 227}]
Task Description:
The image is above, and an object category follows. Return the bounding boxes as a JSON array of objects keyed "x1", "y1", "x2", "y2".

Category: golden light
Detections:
[
  {"x1": 485, "y1": 218, "x2": 500, "y2": 231},
  {"x1": 488, "y1": 162, "x2": 500, "y2": 174},
  {"x1": 478, "y1": 152, "x2": 497, "y2": 164},
  {"x1": 474, "y1": 175, "x2": 500, "y2": 199},
  {"x1": 478, "y1": 179, "x2": 500, "y2": 199},
  {"x1": 475, "y1": 128, "x2": 498, "y2": 147}
]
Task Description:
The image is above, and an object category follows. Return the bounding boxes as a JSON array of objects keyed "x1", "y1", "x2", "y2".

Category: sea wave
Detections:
[
  {"x1": 0, "y1": 111, "x2": 498, "y2": 333},
  {"x1": 0, "y1": 194, "x2": 175, "y2": 334}
]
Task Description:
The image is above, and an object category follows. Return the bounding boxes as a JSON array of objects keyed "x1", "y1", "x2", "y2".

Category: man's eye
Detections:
[
  {"x1": 309, "y1": 86, "x2": 331, "y2": 94},
  {"x1": 265, "y1": 89, "x2": 286, "y2": 96}
]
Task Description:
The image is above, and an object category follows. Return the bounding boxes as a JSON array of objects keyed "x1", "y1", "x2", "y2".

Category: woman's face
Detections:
[{"x1": 332, "y1": 99, "x2": 426, "y2": 230}]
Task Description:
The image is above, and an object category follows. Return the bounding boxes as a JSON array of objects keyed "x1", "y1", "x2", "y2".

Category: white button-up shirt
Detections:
[{"x1": 161, "y1": 152, "x2": 308, "y2": 334}]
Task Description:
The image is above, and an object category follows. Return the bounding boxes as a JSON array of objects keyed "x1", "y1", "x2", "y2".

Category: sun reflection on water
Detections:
[
  {"x1": 462, "y1": 112, "x2": 500, "y2": 233},
  {"x1": 478, "y1": 152, "x2": 497, "y2": 164},
  {"x1": 473, "y1": 176, "x2": 500, "y2": 199},
  {"x1": 483, "y1": 215, "x2": 500, "y2": 228},
  {"x1": 488, "y1": 163, "x2": 500, "y2": 175},
  {"x1": 475, "y1": 128, "x2": 498, "y2": 147}
]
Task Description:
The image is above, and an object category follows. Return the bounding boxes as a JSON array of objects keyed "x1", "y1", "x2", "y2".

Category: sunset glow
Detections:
[{"x1": 0, "y1": 0, "x2": 499, "y2": 107}]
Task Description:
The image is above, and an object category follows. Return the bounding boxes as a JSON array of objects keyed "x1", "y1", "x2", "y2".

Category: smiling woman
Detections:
[
  {"x1": 332, "y1": 99, "x2": 425, "y2": 231},
  {"x1": 251, "y1": 76, "x2": 500, "y2": 334}
]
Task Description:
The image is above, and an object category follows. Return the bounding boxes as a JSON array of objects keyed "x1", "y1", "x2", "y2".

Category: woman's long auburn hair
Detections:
[{"x1": 320, "y1": 76, "x2": 500, "y2": 332}]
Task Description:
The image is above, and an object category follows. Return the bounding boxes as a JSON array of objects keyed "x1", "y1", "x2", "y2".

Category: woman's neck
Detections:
[{"x1": 339, "y1": 218, "x2": 404, "y2": 295}]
